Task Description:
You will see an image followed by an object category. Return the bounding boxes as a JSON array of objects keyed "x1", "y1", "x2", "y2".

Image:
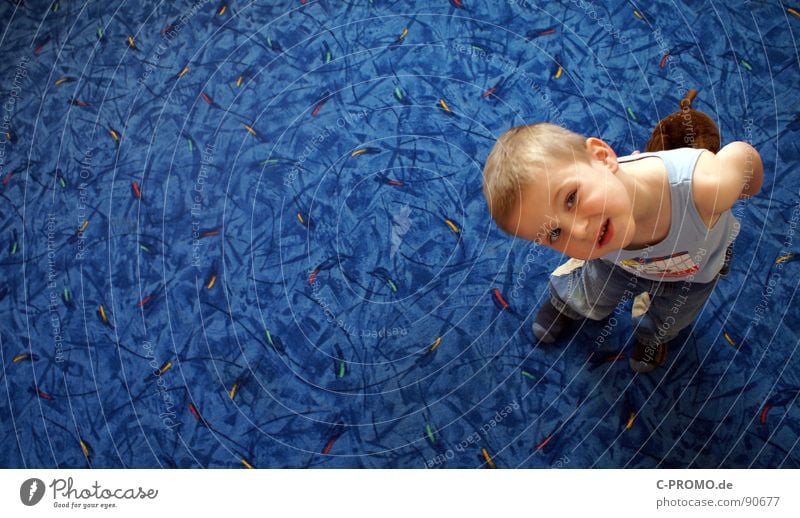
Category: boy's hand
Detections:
[{"x1": 693, "y1": 141, "x2": 763, "y2": 224}]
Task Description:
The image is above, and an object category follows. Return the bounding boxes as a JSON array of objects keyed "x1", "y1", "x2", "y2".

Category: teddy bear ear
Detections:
[{"x1": 679, "y1": 88, "x2": 698, "y2": 110}]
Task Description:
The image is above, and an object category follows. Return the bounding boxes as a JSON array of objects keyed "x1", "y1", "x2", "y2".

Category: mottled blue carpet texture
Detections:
[{"x1": 1, "y1": 0, "x2": 798, "y2": 468}]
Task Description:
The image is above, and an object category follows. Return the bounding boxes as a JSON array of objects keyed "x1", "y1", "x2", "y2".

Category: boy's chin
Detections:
[{"x1": 569, "y1": 248, "x2": 616, "y2": 261}]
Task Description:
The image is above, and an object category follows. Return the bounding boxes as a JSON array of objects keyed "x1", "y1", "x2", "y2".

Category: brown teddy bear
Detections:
[
  {"x1": 645, "y1": 88, "x2": 720, "y2": 153},
  {"x1": 643, "y1": 88, "x2": 732, "y2": 275}
]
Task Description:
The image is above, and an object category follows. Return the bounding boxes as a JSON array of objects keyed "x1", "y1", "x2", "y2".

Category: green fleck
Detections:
[
  {"x1": 626, "y1": 107, "x2": 637, "y2": 122},
  {"x1": 425, "y1": 424, "x2": 436, "y2": 444},
  {"x1": 387, "y1": 279, "x2": 397, "y2": 293},
  {"x1": 394, "y1": 86, "x2": 404, "y2": 101},
  {"x1": 337, "y1": 360, "x2": 346, "y2": 378},
  {"x1": 10, "y1": 242, "x2": 17, "y2": 254},
  {"x1": 265, "y1": 329, "x2": 274, "y2": 347},
  {"x1": 740, "y1": 59, "x2": 752, "y2": 71},
  {"x1": 521, "y1": 370, "x2": 536, "y2": 380},
  {"x1": 63, "y1": 287, "x2": 71, "y2": 303}
]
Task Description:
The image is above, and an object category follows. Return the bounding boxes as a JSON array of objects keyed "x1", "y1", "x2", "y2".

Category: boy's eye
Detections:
[
  {"x1": 566, "y1": 191, "x2": 577, "y2": 208},
  {"x1": 546, "y1": 191, "x2": 576, "y2": 244}
]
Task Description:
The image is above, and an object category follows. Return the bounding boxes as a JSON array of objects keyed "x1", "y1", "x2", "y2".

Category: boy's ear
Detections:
[{"x1": 584, "y1": 137, "x2": 620, "y2": 172}]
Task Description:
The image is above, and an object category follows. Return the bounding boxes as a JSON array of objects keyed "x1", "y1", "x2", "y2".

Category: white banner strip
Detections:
[{"x1": 2, "y1": 469, "x2": 798, "y2": 517}]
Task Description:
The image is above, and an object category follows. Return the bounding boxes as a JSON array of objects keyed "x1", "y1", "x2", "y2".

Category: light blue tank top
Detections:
[{"x1": 601, "y1": 147, "x2": 740, "y2": 284}]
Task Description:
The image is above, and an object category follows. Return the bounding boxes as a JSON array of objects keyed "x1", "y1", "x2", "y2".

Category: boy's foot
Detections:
[
  {"x1": 532, "y1": 299, "x2": 574, "y2": 344},
  {"x1": 629, "y1": 341, "x2": 669, "y2": 373},
  {"x1": 719, "y1": 243, "x2": 734, "y2": 276}
]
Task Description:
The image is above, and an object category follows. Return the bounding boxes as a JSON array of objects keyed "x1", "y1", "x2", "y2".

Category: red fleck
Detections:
[
  {"x1": 536, "y1": 433, "x2": 553, "y2": 450},
  {"x1": 492, "y1": 288, "x2": 510, "y2": 310},
  {"x1": 188, "y1": 402, "x2": 203, "y2": 423},
  {"x1": 132, "y1": 181, "x2": 142, "y2": 198},
  {"x1": 311, "y1": 100, "x2": 326, "y2": 117},
  {"x1": 322, "y1": 436, "x2": 338, "y2": 455},
  {"x1": 137, "y1": 294, "x2": 153, "y2": 308},
  {"x1": 386, "y1": 179, "x2": 404, "y2": 186},
  {"x1": 760, "y1": 403, "x2": 771, "y2": 424},
  {"x1": 201, "y1": 92, "x2": 213, "y2": 105},
  {"x1": 660, "y1": 53, "x2": 669, "y2": 69},
  {"x1": 482, "y1": 86, "x2": 497, "y2": 98},
  {"x1": 308, "y1": 269, "x2": 319, "y2": 286}
]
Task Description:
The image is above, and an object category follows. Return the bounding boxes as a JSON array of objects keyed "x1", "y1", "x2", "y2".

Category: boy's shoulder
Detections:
[{"x1": 690, "y1": 149, "x2": 731, "y2": 228}]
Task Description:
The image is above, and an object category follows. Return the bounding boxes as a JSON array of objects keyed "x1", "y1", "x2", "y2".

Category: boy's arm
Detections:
[
  {"x1": 719, "y1": 141, "x2": 764, "y2": 199},
  {"x1": 694, "y1": 141, "x2": 763, "y2": 219}
]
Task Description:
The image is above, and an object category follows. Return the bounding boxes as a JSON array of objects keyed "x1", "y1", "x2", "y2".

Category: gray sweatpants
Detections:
[{"x1": 548, "y1": 258, "x2": 719, "y2": 347}]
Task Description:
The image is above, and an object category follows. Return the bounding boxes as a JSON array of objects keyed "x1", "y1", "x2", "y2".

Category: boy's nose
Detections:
[{"x1": 570, "y1": 217, "x2": 591, "y2": 240}]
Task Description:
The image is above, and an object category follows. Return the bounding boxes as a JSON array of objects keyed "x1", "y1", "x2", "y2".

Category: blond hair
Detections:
[{"x1": 482, "y1": 123, "x2": 591, "y2": 232}]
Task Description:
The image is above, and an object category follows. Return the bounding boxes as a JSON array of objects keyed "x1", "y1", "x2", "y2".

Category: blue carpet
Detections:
[{"x1": 1, "y1": 0, "x2": 799, "y2": 468}]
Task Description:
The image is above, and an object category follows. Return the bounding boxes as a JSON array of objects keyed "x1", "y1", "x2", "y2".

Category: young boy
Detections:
[{"x1": 483, "y1": 123, "x2": 763, "y2": 373}]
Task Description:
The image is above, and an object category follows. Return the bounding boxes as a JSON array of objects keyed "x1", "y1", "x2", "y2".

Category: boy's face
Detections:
[{"x1": 501, "y1": 139, "x2": 636, "y2": 260}]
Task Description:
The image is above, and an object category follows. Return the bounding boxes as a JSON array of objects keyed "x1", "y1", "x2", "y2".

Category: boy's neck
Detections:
[{"x1": 616, "y1": 159, "x2": 671, "y2": 250}]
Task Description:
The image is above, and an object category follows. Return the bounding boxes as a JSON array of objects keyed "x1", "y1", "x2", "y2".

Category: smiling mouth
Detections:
[{"x1": 597, "y1": 219, "x2": 612, "y2": 247}]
